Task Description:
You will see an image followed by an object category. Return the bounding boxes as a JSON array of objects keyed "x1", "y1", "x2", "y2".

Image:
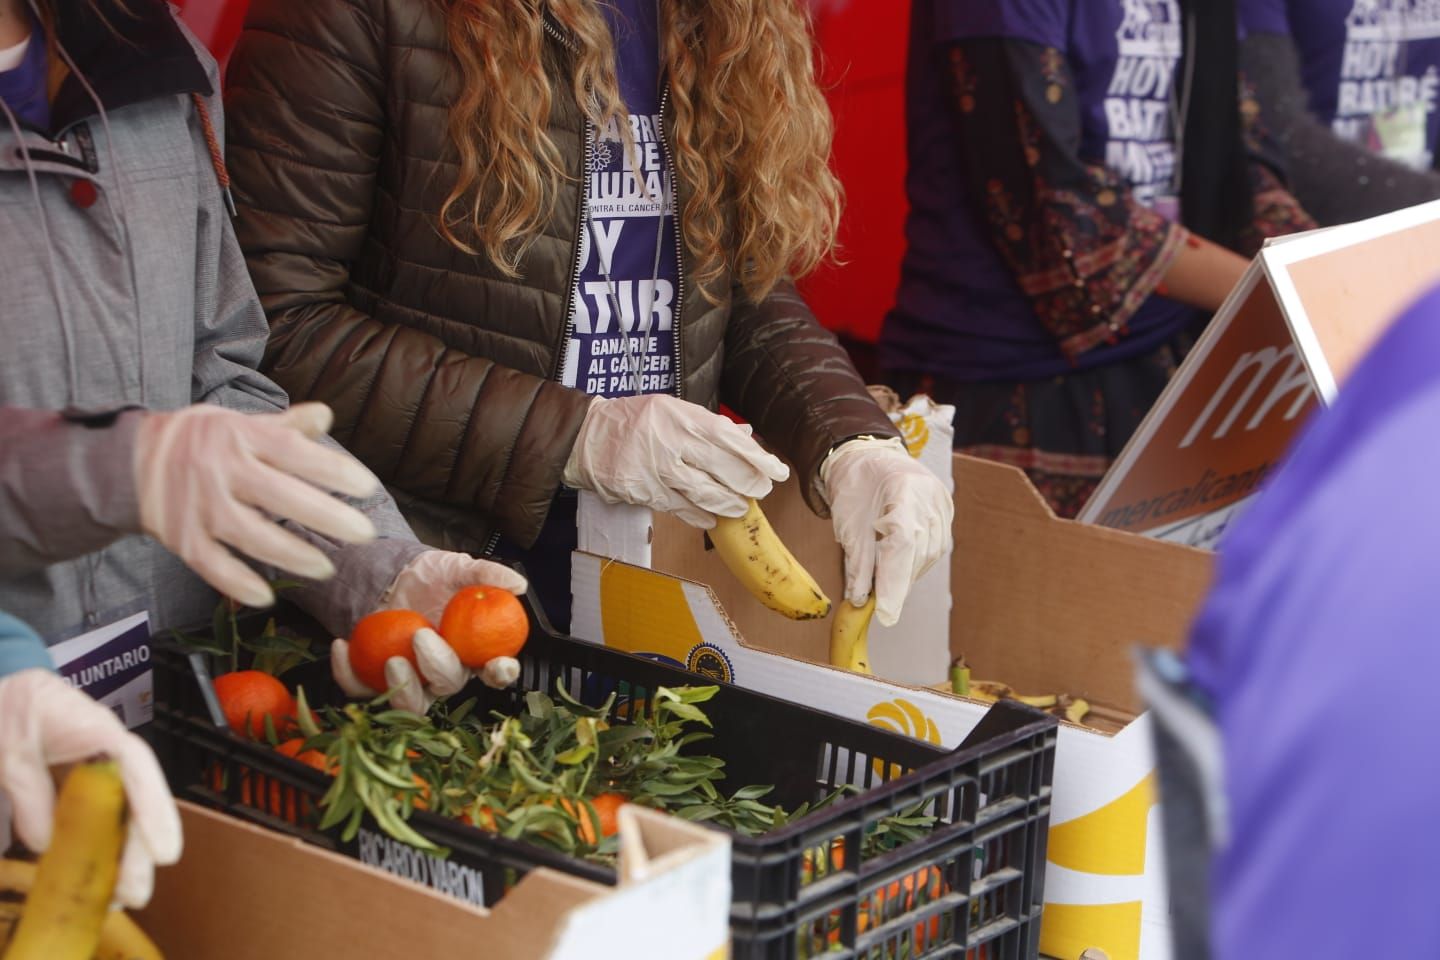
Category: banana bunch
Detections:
[
  {"x1": 0, "y1": 762, "x2": 164, "y2": 960},
  {"x1": 951, "y1": 659, "x2": 1091, "y2": 725}
]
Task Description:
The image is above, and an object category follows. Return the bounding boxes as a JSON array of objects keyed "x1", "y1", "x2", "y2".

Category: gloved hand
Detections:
[
  {"x1": 135, "y1": 402, "x2": 380, "y2": 610},
  {"x1": 820, "y1": 436, "x2": 953, "y2": 628},
  {"x1": 0, "y1": 670, "x2": 182, "y2": 908},
  {"x1": 331, "y1": 551, "x2": 530, "y2": 714},
  {"x1": 562, "y1": 395, "x2": 790, "y2": 529}
]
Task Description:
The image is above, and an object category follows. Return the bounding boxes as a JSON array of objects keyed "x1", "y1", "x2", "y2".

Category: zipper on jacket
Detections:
[
  {"x1": 543, "y1": 14, "x2": 587, "y2": 386},
  {"x1": 550, "y1": 116, "x2": 591, "y2": 386},
  {"x1": 656, "y1": 85, "x2": 686, "y2": 400}
]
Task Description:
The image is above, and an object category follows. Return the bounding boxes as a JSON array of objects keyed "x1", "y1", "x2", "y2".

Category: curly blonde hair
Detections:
[{"x1": 439, "y1": 0, "x2": 842, "y2": 303}]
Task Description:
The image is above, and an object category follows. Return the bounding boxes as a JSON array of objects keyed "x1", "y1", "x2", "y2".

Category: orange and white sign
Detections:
[{"x1": 1081, "y1": 199, "x2": 1440, "y2": 546}]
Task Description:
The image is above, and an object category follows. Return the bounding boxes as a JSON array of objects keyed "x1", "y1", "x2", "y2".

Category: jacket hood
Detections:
[{"x1": 43, "y1": 0, "x2": 211, "y2": 131}]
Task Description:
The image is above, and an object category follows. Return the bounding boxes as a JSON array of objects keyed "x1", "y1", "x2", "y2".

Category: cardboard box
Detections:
[
  {"x1": 572, "y1": 453, "x2": 1213, "y2": 960},
  {"x1": 577, "y1": 391, "x2": 957, "y2": 686},
  {"x1": 138, "y1": 802, "x2": 731, "y2": 960},
  {"x1": 1081, "y1": 199, "x2": 1440, "y2": 546}
]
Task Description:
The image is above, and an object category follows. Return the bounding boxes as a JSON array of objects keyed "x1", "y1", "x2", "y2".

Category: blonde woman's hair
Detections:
[{"x1": 439, "y1": 0, "x2": 842, "y2": 304}]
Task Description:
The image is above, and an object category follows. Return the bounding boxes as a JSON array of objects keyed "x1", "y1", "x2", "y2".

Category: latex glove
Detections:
[
  {"x1": 331, "y1": 551, "x2": 530, "y2": 714},
  {"x1": 135, "y1": 402, "x2": 380, "y2": 610},
  {"x1": 820, "y1": 436, "x2": 953, "y2": 628},
  {"x1": 562, "y1": 395, "x2": 790, "y2": 529},
  {"x1": 0, "y1": 670, "x2": 182, "y2": 908}
]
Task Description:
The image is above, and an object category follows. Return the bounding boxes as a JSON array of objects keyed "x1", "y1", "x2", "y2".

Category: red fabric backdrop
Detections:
[
  {"x1": 799, "y1": 1, "x2": 912, "y2": 347},
  {"x1": 174, "y1": 0, "x2": 248, "y2": 71}
]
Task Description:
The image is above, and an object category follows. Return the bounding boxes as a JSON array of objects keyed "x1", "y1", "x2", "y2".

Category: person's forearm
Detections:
[
  {"x1": 1159, "y1": 235, "x2": 1250, "y2": 312},
  {"x1": 0, "y1": 613, "x2": 54, "y2": 678},
  {"x1": 0, "y1": 408, "x2": 142, "y2": 575}
]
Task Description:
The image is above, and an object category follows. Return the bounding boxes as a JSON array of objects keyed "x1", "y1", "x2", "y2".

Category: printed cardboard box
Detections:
[
  {"x1": 575, "y1": 390, "x2": 957, "y2": 686},
  {"x1": 571, "y1": 453, "x2": 1213, "y2": 960},
  {"x1": 1081, "y1": 199, "x2": 1440, "y2": 546},
  {"x1": 138, "y1": 801, "x2": 731, "y2": 960}
]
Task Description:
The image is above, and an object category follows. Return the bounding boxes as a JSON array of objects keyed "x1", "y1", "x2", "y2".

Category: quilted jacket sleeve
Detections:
[
  {"x1": 225, "y1": 0, "x2": 590, "y2": 548},
  {"x1": 721, "y1": 279, "x2": 900, "y2": 516}
]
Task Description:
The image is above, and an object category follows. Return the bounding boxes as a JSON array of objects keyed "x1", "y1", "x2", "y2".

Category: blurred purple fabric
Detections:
[{"x1": 1187, "y1": 283, "x2": 1440, "y2": 957}]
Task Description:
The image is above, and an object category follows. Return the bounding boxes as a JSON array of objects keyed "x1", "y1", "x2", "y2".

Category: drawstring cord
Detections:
[{"x1": 190, "y1": 92, "x2": 236, "y2": 216}]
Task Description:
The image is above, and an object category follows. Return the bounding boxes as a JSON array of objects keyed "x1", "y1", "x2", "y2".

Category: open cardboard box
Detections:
[
  {"x1": 571, "y1": 453, "x2": 1212, "y2": 960},
  {"x1": 137, "y1": 801, "x2": 731, "y2": 960}
]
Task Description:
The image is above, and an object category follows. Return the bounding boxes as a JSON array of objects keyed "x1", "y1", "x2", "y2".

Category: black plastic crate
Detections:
[{"x1": 152, "y1": 599, "x2": 1055, "y2": 959}]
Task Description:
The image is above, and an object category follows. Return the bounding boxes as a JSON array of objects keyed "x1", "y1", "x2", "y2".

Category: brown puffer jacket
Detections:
[{"x1": 225, "y1": 0, "x2": 899, "y2": 553}]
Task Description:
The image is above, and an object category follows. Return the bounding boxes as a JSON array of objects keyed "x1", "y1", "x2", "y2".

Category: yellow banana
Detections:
[
  {"x1": 0, "y1": 859, "x2": 163, "y2": 960},
  {"x1": 968, "y1": 680, "x2": 1058, "y2": 709},
  {"x1": 1060, "y1": 696, "x2": 1092, "y2": 725},
  {"x1": 829, "y1": 597, "x2": 876, "y2": 674},
  {"x1": 94, "y1": 911, "x2": 165, "y2": 960},
  {"x1": 711, "y1": 499, "x2": 831, "y2": 620},
  {"x1": 967, "y1": 680, "x2": 1012, "y2": 702},
  {"x1": 1013, "y1": 692, "x2": 1059, "y2": 709},
  {"x1": 5, "y1": 761, "x2": 126, "y2": 960}
]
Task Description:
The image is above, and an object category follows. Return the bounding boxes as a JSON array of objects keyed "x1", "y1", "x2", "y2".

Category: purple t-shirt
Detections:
[
  {"x1": 884, "y1": 0, "x2": 1199, "y2": 382},
  {"x1": 1186, "y1": 283, "x2": 1440, "y2": 958},
  {"x1": 0, "y1": 19, "x2": 49, "y2": 130},
  {"x1": 560, "y1": 0, "x2": 681, "y2": 398},
  {"x1": 1242, "y1": 0, "x2": 1440, "y2": 170}
]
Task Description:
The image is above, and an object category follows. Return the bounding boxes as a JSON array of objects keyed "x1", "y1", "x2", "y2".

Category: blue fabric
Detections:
[
  {"x1": 1238, "y1": 0, "x2": 1291, "y2": 36},
  {"x1": 1242, "y1": 0, "x2": 1440, "y2": 170},
  {"x1": 886, "y1": 0, "x2": 1197, "y2": 382},
  {"x1": 1187, "y1": 284, "x2": 1440, "y2": 958},
  {"x1": 0, "y1": 612, "x2": 55, "y2": 678},
  {"x1": 0, "y1": 18, "x2": 50, "y2": 130},
  {"x1": 561, "y1": 0, "x2": 680, "y2": 398}
]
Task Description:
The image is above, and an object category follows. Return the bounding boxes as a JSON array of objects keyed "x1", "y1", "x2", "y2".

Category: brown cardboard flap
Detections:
[
  {"x1": 138, "y1": 804, "x2": 508, "y2": 959},
  {"x1": 952, "y1": 455, "x2": 1212, "y2": 713},
  {"x1": 652, "y1": 453, "x2": 1212, "y2": 716},
  {"x1": 136, "y1": 803, "x2": 723, "y2": 959}
]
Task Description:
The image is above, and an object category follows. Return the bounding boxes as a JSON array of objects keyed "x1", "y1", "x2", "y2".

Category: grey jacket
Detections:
[{"x1": 0, "y1": 3, "x2": 426, "y2": 642}]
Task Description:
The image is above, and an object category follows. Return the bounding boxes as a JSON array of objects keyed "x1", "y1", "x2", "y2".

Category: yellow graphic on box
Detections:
[
  {"x1": 899, "y1": 414, "x2": 930, "y2": 458},
  {"x1": 704, "y1": 947, "x2": 729, "y2": 960},
  {"x1": 1047, "y1": 774, "x2": 1155, "y2": 876},
  {"x1": 1040, "y1": 901, "x2": 1142, "y2": 960},
  {"x1": 866, "y1": 699, "x2": 941, "y2": 779},
  {"x1": 1038, "y1": 774, "x2": 1157, "y2": 960},
  {"x1": 599, "y1": 563, "x2": 704, "y2": 662}
]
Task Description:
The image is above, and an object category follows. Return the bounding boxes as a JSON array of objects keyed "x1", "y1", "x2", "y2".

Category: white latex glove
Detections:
[
  {"x1": 135, "y1": 402, "x2": 380, "y2": 610},
  {"x1": 0, "y1": 670, "x2": 182, "y2": 909},
  {"x1": 820, "y1": 436, "x2": 954, "y2": 628},
  {"x1": 562, "y1": 395, "x2": 790, "y2": 529},
  {"x1": 331, "y1": 551, "x2": 530, "y2": 714}
]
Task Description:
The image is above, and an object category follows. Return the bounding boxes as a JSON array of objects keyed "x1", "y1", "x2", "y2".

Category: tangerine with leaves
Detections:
[
  {"x1": 276, "y1": 737, "x2": 331, "y2": 773},
  {"x1": 214, "y1": 670, "x2": 295, "y2": 740},
  {"x1": 349, "y1": 609, "x2": 433, "y2": 692},
  {"x1": 590, "y1": 792, "x2": 626, "y2": 839},
  {"x1": 439, "y1": 585, "x2": 528, "y2": 668}
]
